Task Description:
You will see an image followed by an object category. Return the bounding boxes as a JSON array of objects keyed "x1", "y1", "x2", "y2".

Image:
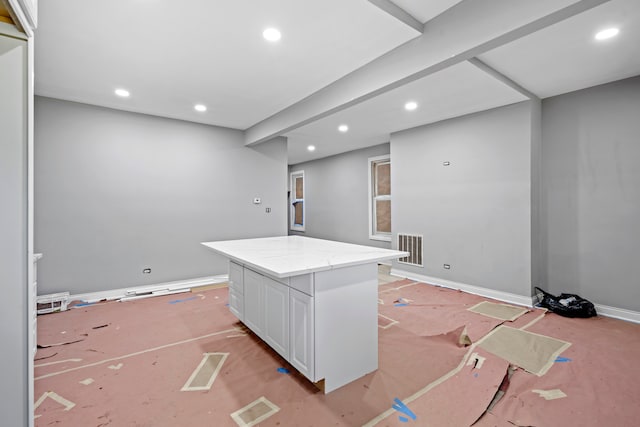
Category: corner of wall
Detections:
[
  {"x1": 530, "y1": 98, "x2": 543, "y2": 294},
  {"x1": 390, "y1": 268, "x2": 534, "y2": 307}
]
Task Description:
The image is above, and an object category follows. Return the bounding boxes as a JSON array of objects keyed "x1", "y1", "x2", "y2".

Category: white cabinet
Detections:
[
  {"x1": 228, "y1": 261, "x2": 244, "y2": 321},
  {"x1": 221, "y1": 256, "x2": 383, "y2": 393},
  {"x1": 228, "y1": 262, "x2": 313, "y2": 381},
  {"x1": 228, "y1": 291, "x2": 243, "y2": 321},
  {"x1": 289, "y1": 288, "x2": 315, "y2": 381},
  {"x1": 263, "y1": 277, "x2": 289, "y2": 360},
  {"x1": 238, "y1": 268, "x2": 292, "y2": 361},
  {"x1": 208, "y1": 237, "x2": 407, "y2": 393},
  {"x1": 243, "y1": 268, "x2": 264, "y2": 338}
]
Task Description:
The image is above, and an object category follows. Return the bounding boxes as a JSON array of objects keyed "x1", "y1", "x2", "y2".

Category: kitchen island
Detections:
[{"x1": 202, "y1": 235, "x2": 408, "y2": 392}]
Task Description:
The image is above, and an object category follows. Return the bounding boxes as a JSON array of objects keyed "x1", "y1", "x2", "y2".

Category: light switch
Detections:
[{"x1": 253, "y1": 197, "x2": 261, "y2": 204}]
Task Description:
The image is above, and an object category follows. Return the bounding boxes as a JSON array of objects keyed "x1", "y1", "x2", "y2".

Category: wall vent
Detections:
[{"x1": 397, "y1": 234, "x2": 423, "y2": 267}]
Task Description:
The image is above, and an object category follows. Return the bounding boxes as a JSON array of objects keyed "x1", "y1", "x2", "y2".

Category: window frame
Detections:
[
  {"x1": 368, "y1": 155, "x2": 391, "y2": 242},
  {"x1": 289, "y1": 170, "x2": 305, "y2": 232}
]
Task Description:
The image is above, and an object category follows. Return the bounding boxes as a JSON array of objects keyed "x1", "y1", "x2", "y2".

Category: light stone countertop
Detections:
[{"x1": 202, "y1": 235, "x2": 408, "y2": 278}]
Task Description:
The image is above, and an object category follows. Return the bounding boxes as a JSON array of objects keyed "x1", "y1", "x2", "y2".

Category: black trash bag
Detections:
[{"x1": 534, "y1": 287, "x2": 597, "y2": 318}]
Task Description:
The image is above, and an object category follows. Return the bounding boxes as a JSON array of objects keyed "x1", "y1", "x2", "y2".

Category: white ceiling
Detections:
[
  {"x1": 478, "y1": 0, "x2": 640, "y2": 99},
  {"x1": 286, "y1": 61, "x2": 528, "y2": 163},
  {"x1": 34, "y1": 0, "x2": 418, "y2": 129},
  {"x1": 33, "y1": 0, "x2": 640, "y2": 164}
]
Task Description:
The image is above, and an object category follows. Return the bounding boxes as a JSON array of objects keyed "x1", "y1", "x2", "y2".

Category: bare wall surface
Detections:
[
  {"x1": 289, "y1": 143, "x2": 391, "y2": 249},
  {"x1": 391, "y1": 102, "x2": 532, "y2": 296},
  {"x1": 35, "y1": 97, "x2": 287, "y2": 294},
  {"x1": 541, "y1": 76, "x2": 640, "y2": 311}
]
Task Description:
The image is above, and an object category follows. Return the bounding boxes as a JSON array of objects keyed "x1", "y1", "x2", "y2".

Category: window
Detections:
[
  {"x1": 369, "y1": 155, "x2": 391, "y2": 241},
  {"x1": 290, "y1": 170, "x2": 305, "y2": 231}
]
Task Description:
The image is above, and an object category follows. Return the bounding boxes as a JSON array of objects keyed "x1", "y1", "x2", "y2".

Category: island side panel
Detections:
[
  {"x1": 228, "y1": 261, "x2": 244, "y2": 321},
  {"x1": 314, "y1": 262, "x2": 379, "y2": 393}
]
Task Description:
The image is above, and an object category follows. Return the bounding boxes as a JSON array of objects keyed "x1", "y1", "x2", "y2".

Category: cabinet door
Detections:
[
  {"x1": 228, "y1": 261, "x2": 244, "y2": 294},
  {"x1": 228, "y1": 289, "x2": 244, "y2": 321},
  {"x1": 289, "y1": 288, "x2": 315, "y2": 381},
  {"x1": 243, "y1": 268, "x2": 264, "y2": 338},
  {"x1": 264, "y1": 277, "x2": 290, "y2": 360}
]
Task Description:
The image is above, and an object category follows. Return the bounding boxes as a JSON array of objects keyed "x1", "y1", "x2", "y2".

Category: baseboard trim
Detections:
[
  {"x1": 390, "y1": 268, "x2": 532, "y2": 307},
  {"x1": 69, "y1": 275, "x2": 229, "y2": 304},
  {"x1": 593, "y1": 304, "x2": 640, "y2": 324},
  {"x1": 390, "y1": 268, "x2": 640, "y2": 324}
]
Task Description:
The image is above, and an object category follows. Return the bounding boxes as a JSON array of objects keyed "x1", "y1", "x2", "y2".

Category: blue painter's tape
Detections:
[
  {"x1": 474, "y1": 373, "x2": 479, "y2": 378},
  {"x1": 75, "y1": 302, "x2": 95, "y2": 307},
  {"x1": 168, "y1": 296, "x2": 198, "y2": 304},
  {"x1": 225, "y1": 303, "x2": 229, "y2": 306},
  {"x1": 393, "y1": 398, "x2": 417, "y2": 421},
  {"x1": 394, "y1": 303, "x2": 408, "y2": 307},
  {"x1": 277, "y1": 367, "x2": 290, "y2": 374},
  {"x1": 555, "y1": 356, "x2": 572, "y2": 362},
  {"x1": 399, "y1": 416, "x2": 409, "y2": 423}
]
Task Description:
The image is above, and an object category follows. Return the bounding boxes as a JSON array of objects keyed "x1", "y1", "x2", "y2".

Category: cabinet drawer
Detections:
[
  {"x1": 290, "y1": 274, "x2": 314, "y2": 296},
  {"x1": 265, "y1": 274, "x2": 288, "y2": 287},
  {"x1": 229, "y1": 261, "x2": 244, "y2": 294}
]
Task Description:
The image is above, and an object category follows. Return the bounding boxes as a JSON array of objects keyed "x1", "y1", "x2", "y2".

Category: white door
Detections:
[
  {"x1": 264, "y1": 278, "x2": 290, "y2": 360},
  {"x1": 289, "y1": 288, "x2": 315, "y2": 381},
  {"x1": 243, "y1": 268, "x2": 264, "y2": 338}
]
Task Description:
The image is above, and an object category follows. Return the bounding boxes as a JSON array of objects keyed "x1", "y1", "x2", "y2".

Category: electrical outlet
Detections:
[
  {"x1": 443, "y1": 264, "x2": 451, "y2": 270},
  {"x1": 265, "y1": 207, "x2": 271, "y2": 213},
  {"x1": 143, "y1": 268, "x2": 151, "y2": 274}
]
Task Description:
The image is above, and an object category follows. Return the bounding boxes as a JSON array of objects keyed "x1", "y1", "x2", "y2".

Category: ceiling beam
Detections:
[
  {"x1": 467, "y1": 57, "x2": 539, "y2": 100},
  {"x1": 367, "y1": 0, "x2": 424, "y2": 34},
  {"x1": 244, "y1": 0, "x2": 610, "y2": 147}
]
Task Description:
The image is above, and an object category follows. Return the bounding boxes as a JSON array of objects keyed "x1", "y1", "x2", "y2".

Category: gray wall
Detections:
[
  {"x1": 541, "y1": 76, "x2": 640, "y2": 311},
  {"x1": 287, "y1": 77, "x2": 640, "y2": 314},
  {"x1": 289, "y1": 143, "x2": 391, "y2": 249},
  {"x1": 530, "y1": 99, "x2": 543, "y2": 294},
  {"x1": 35, "y1": 97, "x2": 288, "y2": 295},
  {"x1": 0, "y1": 33, "x2": 29, "y2": 427},
  {"x1": 391, "y1": 102, "x2": 533, "y2": 297}
]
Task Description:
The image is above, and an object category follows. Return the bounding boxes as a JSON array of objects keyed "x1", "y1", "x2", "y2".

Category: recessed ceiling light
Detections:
[
  {"x1": 115, "y1": 88, "x2": 130, "y2": 98},
  {"x1": 263, "y1": 28, "x2": 282, "y2": 42},
  {"x1": 338, "y1": 124, "x2": 349, "y2": 133},
  {"x1": 405, "y1": 101, "x2": 418, "y2": 111},
  {"x1": 194, "y1": 104, "x2": 207, "y2": 112},
  {"x1": 595, "y1": 27, "x2": 619, "y2": 40},
  {"x1": 307, "y1": 145, "x2": 316, "y2": 152}
]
